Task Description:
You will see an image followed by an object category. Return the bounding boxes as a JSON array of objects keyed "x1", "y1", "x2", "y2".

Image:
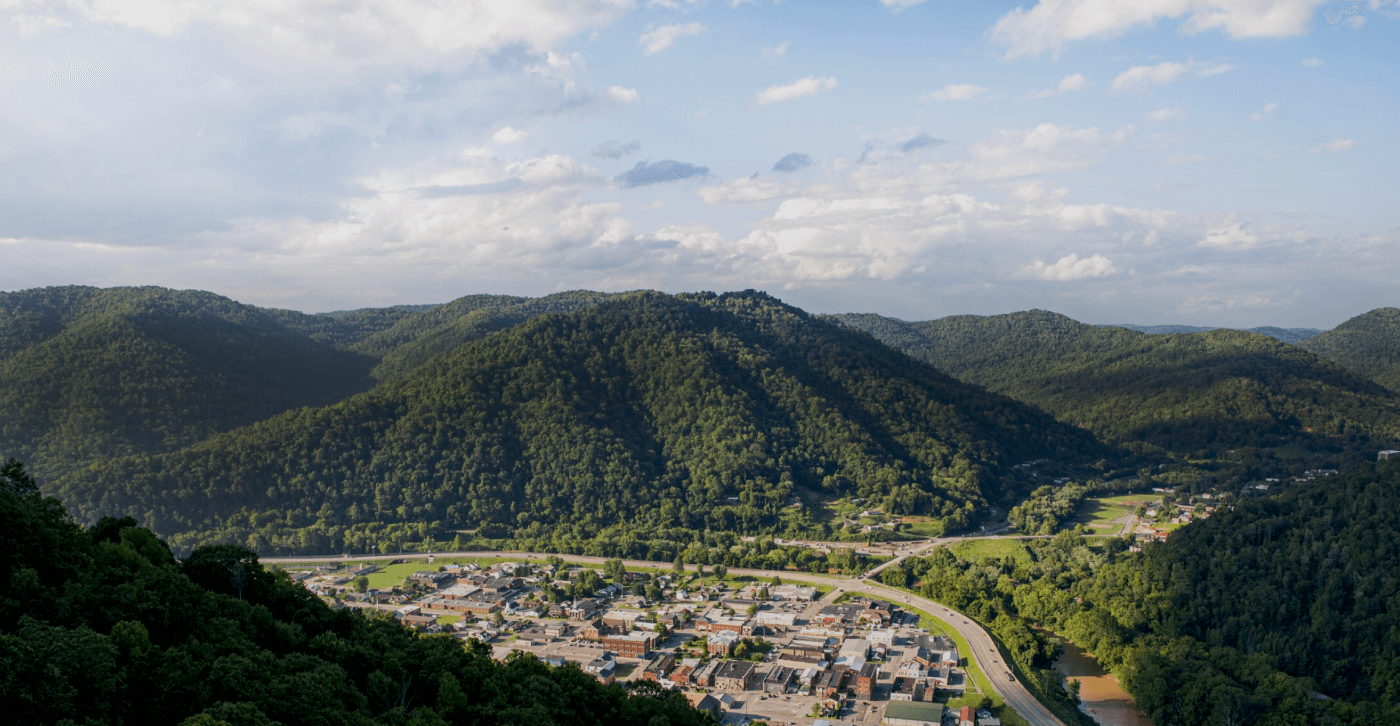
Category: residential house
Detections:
[{"x1": 959, "y1": 705, "x2": 975, "y2": 726}]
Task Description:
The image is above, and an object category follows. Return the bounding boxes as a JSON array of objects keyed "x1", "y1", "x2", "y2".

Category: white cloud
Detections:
[
  {"x1": 1249, "y1": 102, "x2": 1278, "y2": 121},
  {"x1": 761, "y1": 41, "x2": 792, "y2": 57},
  {"x1": 1110, "y1": 60, "x2": 1234, "y2": 94},
  {"x1": 698, "y1": 176, "x2": 791, "y2": 206},
  {"x1": 606, "y1": 86, "x2": 639, "y2": 103},
  {"x1": 1311, "y1": 138, "x2": 1357, "y2": 153},
  {"x1": 1146, "y1": 106, "x2": 1186, "y2": 122},
  {"x1": 22, "y1": 0, "x2": 631, "y2": 79},
  {"x1": 748, "y1": 76, "x2": 838, "y2": 109},
  {"x1": 992, "y1": 0, "x2": 1329, "y2": 58},
  {"x1": 492, "y1": 126, "x2": 526, "y2": 143},
  {"x1": 1023, "y1": 253, "x2": 1120, "y2": 281},
  {"x1": 639, "y1": 22, "x2": 708, "y2": 55},
  {"x1": 1302, "y1": 56, "x2": 1323, "y2": 66},
  {"x1": 1032, "y1": 73, "x2": 1089, "y2": 98},
  {"x1": 970, "y1": 123, "x2": 1134, "y2": 178},
  {"x1": 1199, "y1": 221, "x2": 1260, "y2": 249},
  {"x1": 926, "y1": 83, "x2": 990, "y2": 101}
]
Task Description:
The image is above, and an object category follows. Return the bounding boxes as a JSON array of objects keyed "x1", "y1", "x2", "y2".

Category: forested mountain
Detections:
[
  {"x1": 0, "y1": 287, "x2": 619, "y2": 481},
  {"x1": 1299, "y1": 307, "x2": 1400, "y2": 391},
  {"x1": 1103, "y1": 323, "x2": 1323, "y2": 343},
  {"x1": 0, "y1": 286, "x2": 378, "y2": 480},
  {"x1": 832, "y1": 310, "x2": 1400, "y2": 459},
  {"x1": 52, "y1": 291, "x2": 1105, "y2": 555},
  {"x1": 0, "y1": 460, "x2": 715, "y2": 726}
]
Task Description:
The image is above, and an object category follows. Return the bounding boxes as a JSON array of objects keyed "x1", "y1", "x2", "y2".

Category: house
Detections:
[
  {"x1": 763, "y1": 666, "x2": 795, "y2": 694},
  {"x1": 683, "y1": 693, "x2": 722, "y2": 720},
  {"x1": 1379, "y1": 450, "x2": 1400, "y2": 461},
  {"x1": 600, "y1": 632, "x2": 658, "y2": 658},
  {"x1": 712, "y1": 660, "x2": 759, "y2": 691},
  {"x1": 859, "y1": 600, "x2": 896, "y2": 625},
  {"x1": 708, "y1": 631, "x2": 739, "y2": 656},
  {"x1": 584, "y1": 658, "x2": 616, "y2": 685},
  {"x1": 959, "y1": 705, "x2": 975, "y2": 726},
  {"x1": 913, "y1": 635, "x2": 958, "y2": 667},
  {"x1": 814, "y1": 666, "x2": 848, "y2": 699},
  {"x1": 884, "y1": 701, "x2": 945, "y2": 726},
  {"x1": 977, "y1": 709, "x2": 1002, "y2": 726},
  {"x1": 855, "y1": 662, "x2": 878, "y2": 699},
  {"x1": 641, "y1": 654, "x2": 675, "y2": 683}
]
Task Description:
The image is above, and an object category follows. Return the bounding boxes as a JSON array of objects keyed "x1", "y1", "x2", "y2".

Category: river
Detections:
[{"x1": 1049, "y1": 636, "x2": 1153, "y2": 726}]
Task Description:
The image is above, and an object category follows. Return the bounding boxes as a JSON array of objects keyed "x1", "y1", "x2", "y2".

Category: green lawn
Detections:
[
  {"x1": 949, "y1": 540, "x2": 1031, "y2": 564},
  {"x1": 1073, "y1": 499, "x2": 1135, "y2": 535}
]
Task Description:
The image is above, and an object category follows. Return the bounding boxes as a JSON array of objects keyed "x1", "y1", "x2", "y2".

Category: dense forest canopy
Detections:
[
  {"x1": 50, "y1": 291, "x2": 1106, "y2": 554},
  {"x1": 833, "y1": 309, "x2": 1400, "y2": 459},
  {"x1": 0, "y1": 459, "x2": 715, "y2": 726},
  {"x1": 876, "y1": 464, "x2": 1400, "y2": 726},
  {"x1": 0, "y1": 286, "x2": 379, "y2": 481},
  {"x1": 1299, "y1": 307, "x2": 1400, "y2": 392}
]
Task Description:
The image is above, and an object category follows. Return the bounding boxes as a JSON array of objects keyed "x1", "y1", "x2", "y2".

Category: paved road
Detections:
[{"x1": 267, "y1": 548, "x2": 1064, "y2": 725}]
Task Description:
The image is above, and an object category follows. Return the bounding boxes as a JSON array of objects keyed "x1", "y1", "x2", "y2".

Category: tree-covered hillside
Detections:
[
  {"x1": 1103, "y1": 323, "x2": 1323, "y2": 344},
  {"x1": 833, "y1": 310, "x2": 1400, "y2": 459},
  {"x1": 53, "y1": 291, "x2": 1106, "y2": 555},
  {"x1": 0, "y1": 287, "x2": 379, "y2": 480},
  {"x1": 0, "y1": 460, "x2": 715, "y2": 726},
  {"x1": 1299, "y1": 307, "x2": 1400, "y2": 392}
]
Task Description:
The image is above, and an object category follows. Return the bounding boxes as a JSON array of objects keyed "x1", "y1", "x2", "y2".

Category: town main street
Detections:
[{"x1": 265, "y1": 546, "x2": 1066, "y2": 726}]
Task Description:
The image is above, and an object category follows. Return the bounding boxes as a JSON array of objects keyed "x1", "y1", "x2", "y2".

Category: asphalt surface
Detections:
[{"x1": 267, "y1": 546, "x2": 1066, "y2": 726}]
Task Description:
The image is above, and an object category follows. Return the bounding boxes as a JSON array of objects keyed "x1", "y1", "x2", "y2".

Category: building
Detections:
[
  {"x1": 816, "y1": 603, "x2": 864, "y2": 627},
  {"x1": 584, "y1": 658, "x2": 616, "y2": 685},
  {"x1": 601, "y1": 609, "x2": 644, "y2": 631},
  {"x1": 959, "y1": 705, "x2": 975, "y2": 726},
  {"x1": 1380, "y1": 450, "x2": 1400, "y2": 461},
  {"x1": 884, "y1": 701, "x2": 945, "y2": 726},
  {"x1": 579, "y1": 619, "x2": 605, "y2": 641},
  {"x1": 869, "y1": 628, "x2": 897, "y2": 647},
  {"x1": 769, "y1": 584, "x2": 818, "y2": 601},
  {"x1": 860, "y1": 600, "x2": 896, "y2": 625},
  {"x1": 839, "y1": 638, "x2": 870, "y2": 661},
  {"x1": 692, "y1": 660, "x2": 721, "y2": 688},
  {"x1": 481, "y1": 576, "x2": 520, "y2": 595},
  {"x1": 566, "y1": 598, "x2": 600, "y2": 621},
  {"x1": 683, "y1": 693, "x2": 722, "y2": 720},
  {"x1": 438, "y1": 583, "x2": 483, "y2": 600},
  {"x1": 977, "y1": 709, "x2": 1002, "y2": 726},
  {"x1": 763, "y1": 666, "x2": 795, "y2": 694},
  {"x1": 913, "y1": 635, "x2": 958, "y2": 667},
  {"x1": 780, "y1": 634, "x2": 830, "y2": 663},
  {"x1": 601, "y1": 632, "x2": 658, "y2": 658},
  {"x1": 855, "y1": 662, "x2": 879, "y2": 699},
  {"x1": 410, "y1": 571, "x2": 456, "y2": 589},
  {"x1": 699, "y1": 614, "x2": 749, "y2": 634},
  {"x1": 713, "y1": 660, "x2": 759, "y2": 691},
  {"x1": 814, "y1": 666, "x2": 848, "y2": 699},
  {"x1": 751, "y1": 611, "x2": 799, "y2": 636},
  {"x1": 890, "y1": 677, "x2": 921, "y2": 701},
  {"x1": 708, "y1": 631, "x2": 739, "y2": 656},
  {"x1": 641, "y1": 654, "x2": 675, "y2": 683}
]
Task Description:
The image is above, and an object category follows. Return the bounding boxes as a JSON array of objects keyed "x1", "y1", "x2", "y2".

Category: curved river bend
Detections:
[{"x1": 1050, "y1": 637, "x2": 1152, "y2": 726}]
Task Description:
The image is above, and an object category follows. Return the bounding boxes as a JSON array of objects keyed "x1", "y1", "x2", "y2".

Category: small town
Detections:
[{"x1": 292, "y1": 556, "x2": 1000, "y2": 726}]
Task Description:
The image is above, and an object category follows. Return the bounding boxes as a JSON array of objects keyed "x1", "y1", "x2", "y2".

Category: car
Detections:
[{"x1": 1007, "y1": 672, "x2": 1015, "y2": 681}]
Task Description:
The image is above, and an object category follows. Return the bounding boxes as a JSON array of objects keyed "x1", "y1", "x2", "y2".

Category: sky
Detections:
[{"x1": 1, "y1": 0, "x2": 1397, "y2": 327}]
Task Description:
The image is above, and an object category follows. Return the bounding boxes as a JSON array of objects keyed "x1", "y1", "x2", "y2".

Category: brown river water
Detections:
[{"x1": 1050, "y1": 636, "x2": 1153, "y2": 726}]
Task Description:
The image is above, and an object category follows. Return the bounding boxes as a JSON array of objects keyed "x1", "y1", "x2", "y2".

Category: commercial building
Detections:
[
  {"x1": 713, "y1": 660, "x2": 759, "y2": 691},
  {"x1": 601, "y1": 632, "x2": 658, "y2": 658},
  {"x1": 763, "y1": 666, "x2": 795, "y2": 694},
  {"x1": 884, "y1": 701, "x2": 945, "y2": 726}
]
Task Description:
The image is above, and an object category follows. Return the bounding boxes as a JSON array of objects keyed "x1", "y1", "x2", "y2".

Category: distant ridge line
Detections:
[{"x1": 1100, "y1": 323, "x2": 1325, "y2": 344}]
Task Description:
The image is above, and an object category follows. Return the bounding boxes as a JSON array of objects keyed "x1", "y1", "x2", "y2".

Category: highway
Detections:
[{"x1": 265, "y1": 546, "x2": 1066, "y2": 726}]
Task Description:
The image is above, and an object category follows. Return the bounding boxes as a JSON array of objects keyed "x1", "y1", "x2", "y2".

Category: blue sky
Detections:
[{"x1": 0, "y1": 0, "x2": 1396, "y2": 327}]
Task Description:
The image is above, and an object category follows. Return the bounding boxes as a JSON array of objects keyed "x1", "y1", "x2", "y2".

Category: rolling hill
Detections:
[
  {"x1": 1102, "y1": 323, "x2": 1323, "y2": 343},
  {"x1": 1299, "y1": 307, "x2": 1400, "y2": 391},
  {"x1": 833, "y1": 309, "x2": 1400, "y2": 459},
  {"x1": 0, "y1": 286, "x2": 379, "y2": 480},
  {"x1": 52, "y1": 291, "x2": 1106, "y2": 554}
]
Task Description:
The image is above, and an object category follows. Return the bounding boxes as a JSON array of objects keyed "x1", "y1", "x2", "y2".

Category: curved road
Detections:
[{"x1": 266, "y1": 547, "x2": 1065, "y2": 725}]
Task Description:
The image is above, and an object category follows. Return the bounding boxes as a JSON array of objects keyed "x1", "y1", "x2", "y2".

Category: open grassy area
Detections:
[{"x1": 949, "y1": 539, "x2": 1032, "y2": 564}]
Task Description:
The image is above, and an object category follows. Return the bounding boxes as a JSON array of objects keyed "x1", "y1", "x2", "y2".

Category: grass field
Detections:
[{"x1": 950, "y1": 539, "x2": 1032, "y2": 564}]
